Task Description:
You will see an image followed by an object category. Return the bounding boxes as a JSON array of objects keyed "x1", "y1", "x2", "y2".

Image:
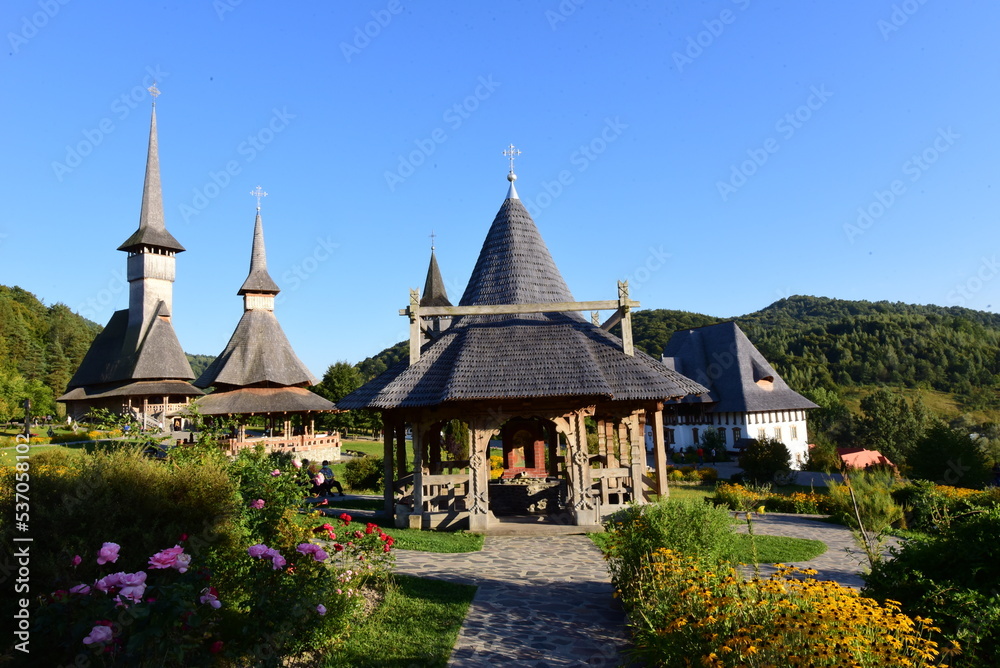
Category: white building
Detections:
[{"x1": 661, "y1": 322, "x2": 817, "y2": 469}]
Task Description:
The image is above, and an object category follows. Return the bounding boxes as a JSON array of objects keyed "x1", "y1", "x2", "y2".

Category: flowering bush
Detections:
[
  {"x1": 714, "y1": 482, "x2": 835, "y2": 515},
  {"x1": 613, "y1": 547, "x2": 950, "y2": 667},
  {"x1": 892, "y1": 479, "x2": 1000, "y2": 532},
  {"x1": 489, "y1": 454, "x2": 504, "y2": 480},
  {"x1": 32, "y1": 541, "x2": 223, "y2": 666}
]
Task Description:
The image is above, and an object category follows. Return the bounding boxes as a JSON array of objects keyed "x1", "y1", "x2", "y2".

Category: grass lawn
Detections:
[
  {"x1": 589, "y1": 531, "x2": 827, "y2": 566},
  {"x1": 323, "y1": 574, "x2": 476, "y2": 668}
]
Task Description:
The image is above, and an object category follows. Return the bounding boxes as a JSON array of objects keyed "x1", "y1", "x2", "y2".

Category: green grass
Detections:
[
  {"x1": 322, "y1": 574, "x2": 476, "y2": 668},
  {"x1": 728, "y1": 534, "x2": 827, "y2": 563},
  {"x1": 589, "y1": 531, "x2": 827, "y2": 565},
  {"x1": 661, "y1": 485, "x2": 716, "y2": 502}
]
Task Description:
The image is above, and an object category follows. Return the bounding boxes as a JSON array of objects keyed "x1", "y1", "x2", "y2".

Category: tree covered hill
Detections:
[
  {"x1": 0, "y1": 285, "x2": 216, "y2": 420},
  {"x1": 350, "y1": 295, "x2": 1000, "y2": 413}
]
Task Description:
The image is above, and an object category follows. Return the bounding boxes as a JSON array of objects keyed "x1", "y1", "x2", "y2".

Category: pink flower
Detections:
[
  {"x1": 70, "y1": 583, "x2": 91, "y2": 595},
  {"x1": 83, "y1": 623, "x2": 113, "y2": 645},
  {"x1": 117, "y1": 572, "x2": 146, "y2": 603},
  {"x1": 71, "y1": 554, "x2": 82, "y2": 566},
  {"x1": 174, "y1": 552, "x2": 191, "y2": 573},
  {"x1": 269, "y1": 551, "x2": 286, "y2": 570},
  {"x1": 95, "y1": 572, "x2": 123, "y2": 592},
  {"x1": 296, "y1": 543, "x2": 320, "y2": 556},
  {"x1": 292, "y1": 459, "x2": 302, "y2": 469},
  {"x1": 250, "y1": 499, "x2": 265, "y2": 510},
  {"x1": 148, "y1": 545, "x2": 186, "y2": 571},
  {"x1": 248, "y1": 544, "x2": 269, "y2": 558},
  {"x1": 316, "y1": 603, "x2": 327, "y2": 616},
  {"x1": 314, "y1": 549, "x2": 329, "y2": 561},
  {"x1": 96, "y1": 542, "x2": 120, "y2": 565},
  {"x1": 339, "y1": 513, "x2": 352, "y2": 524},
  {"x1": 210, "y1": 640, "x2": 224, "y2": 654},
  {"x1": 200, "y1": 587, "x2": 222, "y2": 609},
  {"x1": 271, "y1": 469, "x2": 281, "y2": 476}
]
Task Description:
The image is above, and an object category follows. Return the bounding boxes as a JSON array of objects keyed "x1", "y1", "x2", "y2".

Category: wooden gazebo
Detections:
[{"x1": 337, "y1": 167, "x2": 708, "y2": 531}]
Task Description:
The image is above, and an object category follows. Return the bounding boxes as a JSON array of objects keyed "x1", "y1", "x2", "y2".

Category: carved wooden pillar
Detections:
[
  {"x1": 649, "y1": 408, "x2": 669, "y2": 499},
  {"x1": 395, "y1": 422, "x2": 407, "y2": 479},
  {"x1": 559, "y1": 411, "x2": 597, "y2": 526},
  {"x1": 467, "y1": 421, "x2": 492, "y2": 533},
  {"x1": 617, "y1": 420, "x2": 630, "y2": 467},
  {"x1": 383, "y1": 416, "x2": 395, "y2": 518},
  {"x1": 409, "y1": 422, "x2": 425, "y2": 530},
  {"x1": 627, "y1": 412, "x2": 645, "y2": 504}
]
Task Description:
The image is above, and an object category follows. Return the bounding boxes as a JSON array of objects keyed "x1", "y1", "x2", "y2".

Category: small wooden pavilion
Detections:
[
  {"x1": 59, "y1": 90, "x2": 203, "y2": 426},
  {"x1": 192, "y1": 194, "x2": 338, "y2": 460},
  {"x1": 337, "y1": 160, "x2": 708, "y2": 531}
]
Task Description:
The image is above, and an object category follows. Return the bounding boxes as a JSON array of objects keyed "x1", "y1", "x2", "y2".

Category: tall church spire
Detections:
[
  {"x1": 239, "y1": 188, "x2": 280, "y2": 311},
  {"x1": 420, "y1": 244, "x2": 451, "y2": 308},
  {"x1": 118, "y1": 86, "x2": 184, "y2": 253}
]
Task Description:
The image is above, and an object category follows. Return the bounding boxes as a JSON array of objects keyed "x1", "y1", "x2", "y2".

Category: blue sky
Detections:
[{"x1": 2, "y1": 1, "x2": 998, "y2": 378}]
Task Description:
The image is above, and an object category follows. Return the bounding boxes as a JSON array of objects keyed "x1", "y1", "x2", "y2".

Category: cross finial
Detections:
[
  {"x1": 429, "y1": 229, "x2": 437, "y2": 251},
  {"x1": 251, "y1": 186, "x2": 267, "y2": 211},
  {"x1": 148, "y1": 82, "x2": 160, "y2": 104},
  {"x1": 502, "y1": 143, "x2": 521, "y2": 180}
]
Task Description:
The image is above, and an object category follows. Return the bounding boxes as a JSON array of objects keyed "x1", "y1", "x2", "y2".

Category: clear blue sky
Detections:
[{"x1": 3, "y1": 1, "x2": 998, "y2": 378}]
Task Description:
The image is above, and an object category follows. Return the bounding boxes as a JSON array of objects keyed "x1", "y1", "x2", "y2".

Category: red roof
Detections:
[{"x1": 837, "y1": 447, "x2": 895, "y2": 470}]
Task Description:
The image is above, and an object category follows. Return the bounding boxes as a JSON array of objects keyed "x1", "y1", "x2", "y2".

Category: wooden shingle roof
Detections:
[
  {"x1": 194, "y1": 386, "x2": 335, "y2": 415},
  {"x1": 337, "y1": 184, "x2": 709, "y2": 410},
  {"x1": 420, "y1": 250, "x2": 451, "y2": 307},
  {"x1": 661, "y1": 321, "x2": 818, "y2": 413},
  {"x1": 238, "y1": 211, "x2": 280, "y2": 295}
]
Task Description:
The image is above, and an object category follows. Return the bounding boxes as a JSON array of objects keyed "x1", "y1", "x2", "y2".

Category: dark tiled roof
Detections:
[
  {"x1": 238, "y1": 211, "x2": 280, "y2": 295},
  {"x1": 193, "y1": 386, "x2": 335, "y2": 415},
  {"x1": 195, "y1": 309, "x2": 316, "y2": 389},
  {"x1": 338, "y1": 191, "x2": 709, "y2": 410},
  {"x1": 118, "y1": 107, "x2": 185, "y2": 253},
  {"x1": 64, "y1": 304, "x2": 197, "y2": 390},
  {"x1": 420, "y1": 250, "x2": 451, "y2": 307},
  {"x1": 661, "y1": 321, "x2": 818, "y2": 413}
]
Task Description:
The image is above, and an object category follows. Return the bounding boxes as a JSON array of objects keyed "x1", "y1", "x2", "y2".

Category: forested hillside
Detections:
[
  {"x1": 0, "y1": 286, "x2": 101, "y2": 420},
  {"x1": 349, "y1": 296, "x2": 1000, "y2": 415},
  {"x1": 0, "y1": 285, "x2": 216, "y2": 421}
]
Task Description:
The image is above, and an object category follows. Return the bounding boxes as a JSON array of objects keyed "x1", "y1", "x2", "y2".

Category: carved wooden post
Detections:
[
  {"x1": 467, "y1": 421, "x2": 492, "y2": 533},
  {"x1": 409, "y1": 422, "x2": 424, "y2": 530},
  {"x1": 395, "y1": 422, "x2": 407, "y2": 479},
  {"x1": 627, "y1": 412, "x2": 645, "y2": 504},
  {"x1": 650, "y1": 408, "x2": 669, "y2": 499},
  {"x1": 408, "y1": 289, "x2": 422, "y2": 364},
  {"x1": 383, "y1": 417, "x2": 395, "y2": 518},
  {"x1": 559, "y1": 411, "x2": 597, "y2": 526},
  {"x1": 618, "y1": 280, "x2": 634, "y2": 357}
]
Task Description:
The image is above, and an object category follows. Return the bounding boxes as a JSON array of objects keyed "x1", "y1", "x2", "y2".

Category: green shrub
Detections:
[
  {"x1": 864, "y1": 508, "x2": 1000, "y2": 667},
  {"x1": 738, "y1": 437, "x2": 791, "y2": 484},
  {"x1": 827, "y1": 469, "x2": 904, "y2": 533},
  {"x1": 908, "y1": 422, "x2": 992, "y2": 489},
  {"x1": 344, "y1": 455, "x2": 384, "y2": 492},
  {"x1": 603, "y1": 499, "x2": 737, "y2": 591}
]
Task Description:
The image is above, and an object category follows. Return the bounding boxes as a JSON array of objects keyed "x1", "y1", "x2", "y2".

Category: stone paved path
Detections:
[
  {"x1": 393, "y1": 514, "x2": 889, "y2": 666},
  {"x1": 394, "y1": 536, "x2": 628, "y2": 667}
]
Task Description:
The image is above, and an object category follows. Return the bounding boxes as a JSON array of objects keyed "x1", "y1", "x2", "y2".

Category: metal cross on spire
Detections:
[
  {"x1": 148, "y1": 82, "x2": 160, "y2": 104},
  {"x1": 251, "y1": 186, "x2": 268, "y2": 211},
  {"x1": 502, "y1": 144, "x2": 521, "y2": 177},
  {"x1": 429, "y1": 229, "x2": 437, "y2": 251}
]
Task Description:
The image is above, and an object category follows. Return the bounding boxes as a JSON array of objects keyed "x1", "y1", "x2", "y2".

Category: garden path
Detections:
[
  {"x1": 732, "y1": 512, "x2": 898, "y2": 589},
  {"x1": 394, "y1": 535, "x2": 628, "y2": 667}
]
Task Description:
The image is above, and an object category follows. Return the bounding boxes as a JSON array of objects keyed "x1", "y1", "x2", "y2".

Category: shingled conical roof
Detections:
[
  {"x1": 420, "y1": 249, "x2": 451, "y2": 307},
  {"x1": 239, "y1": 211, "x2": 280, "y2": 295},
  {"x1": 459, "y1": 195, "x2": 575, "y2": 309},
  {"x1": 336, "y1": 173, "x2": 709, "y2": 410},
  {"x1": 118, "y1": 104, "x2": 185, "y2": 253}
]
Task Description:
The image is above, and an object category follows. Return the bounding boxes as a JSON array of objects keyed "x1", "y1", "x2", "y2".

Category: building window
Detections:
[
  {"x1": 692, "y1": 428, "x2": 699, "y2": 444},
  {"x1": 757, "y1": 428, "x2": 766, "y2": 439},
  {"x1": 666, "y1": 428, "x2": 675, "y2": 444},
  {"x1": 732, "y1": 427, "x2": 741, "y2": 443},
  {"x1": 790, "y1": 425, "x2": 798, "y2": 440},
  {"x1": 717, "y1": 427, "x2": 726, "y2": 444},
  {"x1": 774, "y1": 427, "x2": 782, "y2": 441}
]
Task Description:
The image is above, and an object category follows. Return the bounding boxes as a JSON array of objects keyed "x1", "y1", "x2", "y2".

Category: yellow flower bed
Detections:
[
  {"x1": 622, "y1": 548, "x2": 950, "y2": 667},
  {"x1": 489, "y1": 454, "x2": 504, "y2": 480}
]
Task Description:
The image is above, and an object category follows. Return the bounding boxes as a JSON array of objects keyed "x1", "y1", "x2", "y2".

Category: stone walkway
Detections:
[
  {"x1": 394, "y1": 535, "x2": 628, "y2": 667},
  {"x1": 392, "y1": 512, "x2": 888, "y2": 666}
]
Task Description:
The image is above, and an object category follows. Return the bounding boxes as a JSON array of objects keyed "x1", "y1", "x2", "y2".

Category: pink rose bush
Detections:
[
  {"x1": 250, "y1": 498, "x2": 266, "y2": 509},
  {"x1": 82, "y1": 622, "x2": 113, "y2": 646},
  {"x1": 248, "y1": 543, "x2": 287, "y2": 569},
  {"x1": 148, "y1": 545, "x2": 191, "y2": 573}
]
